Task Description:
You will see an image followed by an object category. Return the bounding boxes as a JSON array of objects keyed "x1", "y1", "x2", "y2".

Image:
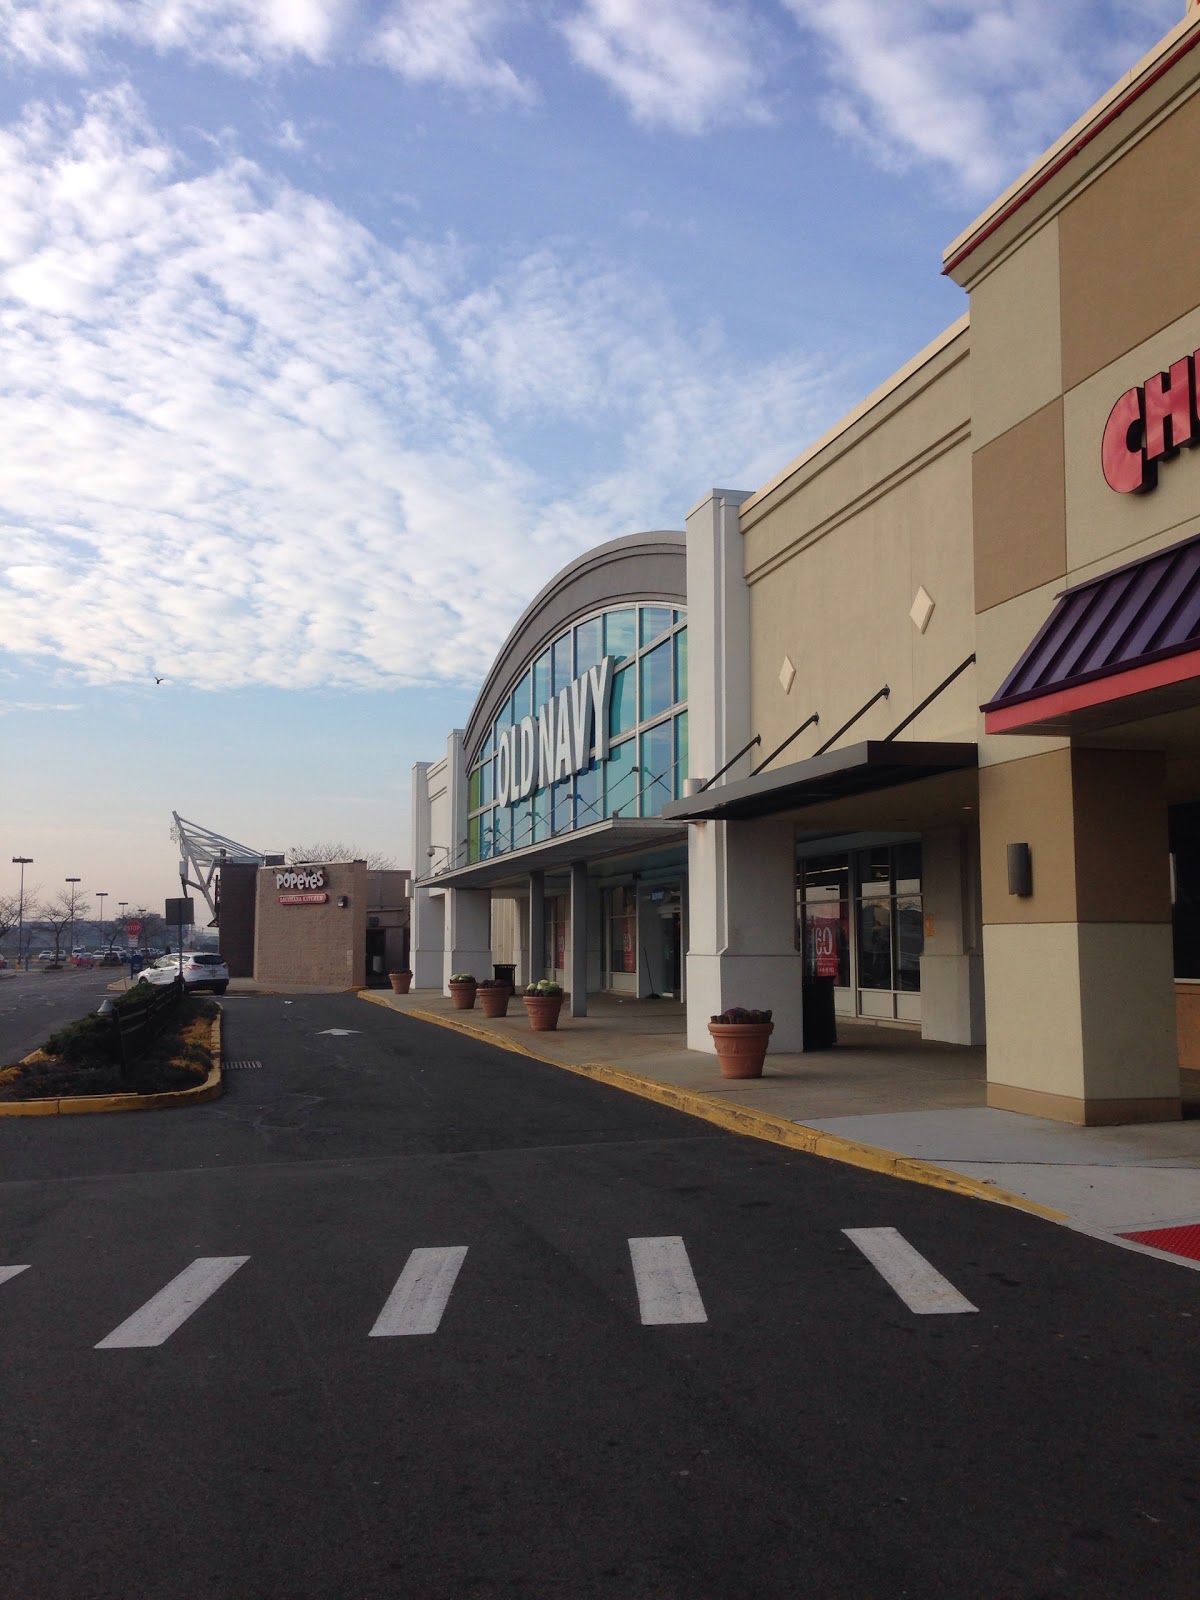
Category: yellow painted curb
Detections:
[
  {"x1": 0, "y1": 1010, "x2": 224, "y2": 1117},
  {"x1": 359, "y1": 992, "x2": 1066, "y2": 1223}
]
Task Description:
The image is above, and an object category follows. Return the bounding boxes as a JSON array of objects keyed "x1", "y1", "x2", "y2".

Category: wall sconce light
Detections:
[
  {"x1": 1007, "y1": 843, "x2": 1032, "y2": 897},
  {"x1": 337, "y1": 894, "x2": 349, "y2": 908}
]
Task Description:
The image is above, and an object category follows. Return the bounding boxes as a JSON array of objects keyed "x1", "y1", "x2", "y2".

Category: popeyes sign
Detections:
[{"x1": 1102, "y1": 351, "x2": 1200, "y2": 493}]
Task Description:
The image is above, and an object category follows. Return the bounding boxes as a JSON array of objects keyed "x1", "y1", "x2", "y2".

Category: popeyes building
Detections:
[{"x1": 414, "y1": 5, "x2": 1200, "y2": 1123}]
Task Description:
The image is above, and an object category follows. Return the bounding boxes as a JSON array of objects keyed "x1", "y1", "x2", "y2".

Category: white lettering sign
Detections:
[
  {"x1": 274, "y1": 868, "x2": 327, "y2": 891},
  {"x1": 493, "y1": 656, "x2": 617, "y2": 807}
]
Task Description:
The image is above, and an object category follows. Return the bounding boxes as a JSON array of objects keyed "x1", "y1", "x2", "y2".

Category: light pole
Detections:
[
  {"x1": 65, "y1": 878, "x2": 80, "y2": 966},
  {"x1": 96, "y1": 892, "x2": 107, "y2": 953},
  {"x1": 12, "y1": 857, "x2": 32, "y2": 970}
]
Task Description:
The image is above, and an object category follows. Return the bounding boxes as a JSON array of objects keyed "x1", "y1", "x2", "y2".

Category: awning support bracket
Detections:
[
  {"x1": 697, "y1": 734, "x2": 763, "y2": 793},
  {"x1": 751, "y1": 713, "x2": 819, "y2": 776},
  {"x1": 883, "y1": 654, "x2": 976, "y2": 742},
  {"x1": 811, "y1": 686, "x2": 890, "y2": 757}
]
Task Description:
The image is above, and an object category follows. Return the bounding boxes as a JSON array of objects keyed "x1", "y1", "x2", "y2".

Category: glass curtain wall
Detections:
[{"x1": 466, "y1": 606, "x2": 688, "y2": 862}]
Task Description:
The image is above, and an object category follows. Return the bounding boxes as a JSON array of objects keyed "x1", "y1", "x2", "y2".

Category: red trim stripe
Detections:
[
  {"x1": 984, "y1": 645, "x2": 1200, "y2": 733},
  {"x1": 945, "y1": 26, "x2": 1200, "y2": 277}
]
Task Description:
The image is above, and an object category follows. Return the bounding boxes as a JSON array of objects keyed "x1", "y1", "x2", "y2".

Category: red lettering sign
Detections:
[{"x1": 1103, "y1": 350, "x2": 1200, "y2": 493}]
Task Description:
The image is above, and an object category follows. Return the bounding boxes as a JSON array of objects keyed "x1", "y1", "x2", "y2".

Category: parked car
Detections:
[
  {"x1": 99, "y1": 952, "x2": 123, "y2": 967},
  {"x1": 36, "y1": 951, "x2": 57, "y2": 963},
  {"x1": 140, "y1": 952, "x2": 229, "y2": 995}
]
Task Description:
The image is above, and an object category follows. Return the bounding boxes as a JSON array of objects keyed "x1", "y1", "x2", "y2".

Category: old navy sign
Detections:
[
  {"x1": 1102, "y1": 351, "x2": 1200, "y2": 493},
  {"x1": 495, "y1": 656, "x2": 615, "y2": 808}
]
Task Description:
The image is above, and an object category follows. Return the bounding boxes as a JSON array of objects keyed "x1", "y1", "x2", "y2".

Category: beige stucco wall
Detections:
[
  {"x1": 254, "y1": 859, "x2": 367, "y2": 987},
  {"x1": 740, "y1": 321, "x2": 976, "y2": 760}
]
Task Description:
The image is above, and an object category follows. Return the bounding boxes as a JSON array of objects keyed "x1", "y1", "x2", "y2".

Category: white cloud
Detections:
[
  {"x1": 0, "y1": 88, "x2": 836, "y2": 693},
  {"x1": 0, "y1": 0, "x2": 354, "y2": 74},
  {"x1": 559, "y1": 0, "x2": 770, "y2": 134},
  {"x1": 781, "y1": 0, "x2": 1184, "y2": 195},
  {"x1": 370, "y1": 0, "x2": 533, "y2": 103},
  {"x1": 0, "y1": 700, "x2": 81, "y2": 713}
]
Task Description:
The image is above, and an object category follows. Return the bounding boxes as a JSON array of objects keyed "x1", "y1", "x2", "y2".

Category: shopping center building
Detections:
[{"x1": 413, "y1": 4, "x2": 1200, "y2": 1124}]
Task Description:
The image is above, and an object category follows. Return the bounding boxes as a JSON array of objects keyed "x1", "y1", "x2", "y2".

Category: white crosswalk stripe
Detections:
[
  {"x1": 95, "y1": 1256, "x2": 250, "y2": 1348},
  {"x1": 843, "y1": 1227, "x2": 978, "y2": 1315},
  {"x1": 0, "y1": 1266, "x2": 30, "y2": 1287},
  {"x1": 369, "y1": 1246, "x2": 469, "y2": 1337},
  {"x1": 628, "y1": 1236, "x2": 708, "y2": 1325}
]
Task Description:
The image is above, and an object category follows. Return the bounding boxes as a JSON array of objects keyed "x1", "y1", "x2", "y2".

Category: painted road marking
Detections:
[
  {"x1": 317, "y1": 1029, "x2": 360, "y2": 1037},
  {"x1": 0, "y1": 1266, "x2": 30, "y2": 1287},
  {"x1": 628, "y1": 1236, "x2": 708, "y2": 1325},
  {"x1": 369, "y1": 1246, "x2": 469, "y2": 1337},
  {"x1": 95, "y1": 1256, "x2": 250, "y2": 1348},
  {"x1": 224, "y1": 1060, "x2": 263, "y2": 1070},
  {"x1": 843, "y1": 1227, "x2": 978, "y2": 1315}
]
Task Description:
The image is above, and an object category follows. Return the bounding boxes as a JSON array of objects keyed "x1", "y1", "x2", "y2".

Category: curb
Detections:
[
  {"x1": 0, "y1": 1009, "x2": 224, "y2": 1117},
  {"x1": 357, "y1": 993, "x2": 1066, "y2": 1223}
]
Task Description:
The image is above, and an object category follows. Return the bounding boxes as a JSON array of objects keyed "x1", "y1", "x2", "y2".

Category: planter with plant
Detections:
[
  {"x1": 707, "y1": 1007, "x2": 774, "y2": 1079},
  {"x1": 476, "y1": 977, "x2": 512, "y2": 1018},
  {"x1": 448, "y1": 973, "x2": 477, "y2": 1010},
  {"x1": 523, "y1": 979, "x2": 564, "y2": 1031},
  {"x1": 388, "y1": 969, "x2": 413, "y2": 994}
]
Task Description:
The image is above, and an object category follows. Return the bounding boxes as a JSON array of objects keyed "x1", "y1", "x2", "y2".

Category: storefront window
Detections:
[
  {"x1": 511, "y1": 669, "x2": 532, "y2": 725},
  {"x1": 532, "y1": 789, "x2": 552, "y2": 843},
  {"x1": 605, "y1": 608, "x2": 636, "y2": 662},
  {"x1": 512, "y1": 796, "x2": 533, "y2": 850},
  {"x1": 674, "y1": 712, "x2": 688, "y2": 797},
  {"x1": 674, "y1": 627, "x2": 687, "y2": 704},
  {"x1": 606, "y1": 886, "x2": 637, "y2": 975},
  {"x1": 610, "y1": 663, "x2": 635, "y2": 738},
  {"x1": 576, "y1": 759, "x2": 602, "y2": 829},
  {"x1": 605, "y1": 738, "x2": 637, "y2": 817},
  {"x1": 533, "y1": 651, "x2": 551, "y2": 709},
  {"x1": 468, "y1": 767, "x2": 481, "y2": 812},
  {"x1": 640, "y1": 606, "x2": 673, "y2": 647},
  {"x1": 640, "y1": 721, "x2": 673, "y2": 817},
  {"x1": 575, "y1": 616, "x2": 602, "y2": 674},
  {"x1": 800, "y1": 856, "x2": 850, "y2": 986},
  {"x1": 553, "y1": 777, "x2": 574, "y2": 834},
  {"x1": 552, "y1": 634, "x2": 573, "y2": 694},
  {"x1": 640, "y1": 639, "x2": 673, "y2": 720}
]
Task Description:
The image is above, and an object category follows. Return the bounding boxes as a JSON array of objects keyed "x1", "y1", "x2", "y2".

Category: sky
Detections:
[{"x1": 0, "y1": 0, "x2": 1186, "y2": 925}]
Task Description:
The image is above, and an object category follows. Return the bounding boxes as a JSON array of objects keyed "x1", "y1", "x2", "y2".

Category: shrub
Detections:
[
  {"x1": 42, "y1": 1013, "x2": 120, "y2": 1068},
  {"x1": 525, "y1": 980, "x2": 563, "y2": 996},
  {"x1": 449, "y1": 973, "x2": 476, "y2": 984}
]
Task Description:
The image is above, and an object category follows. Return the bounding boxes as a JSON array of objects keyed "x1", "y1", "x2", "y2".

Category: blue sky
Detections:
[{"x1": 0, "y1": 0, "x2": 1185, "y2": 919}]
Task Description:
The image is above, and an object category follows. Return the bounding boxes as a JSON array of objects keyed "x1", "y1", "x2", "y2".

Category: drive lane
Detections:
[{"x1": 0, "y1": 995, "x2": 1195, "y2": 1597}]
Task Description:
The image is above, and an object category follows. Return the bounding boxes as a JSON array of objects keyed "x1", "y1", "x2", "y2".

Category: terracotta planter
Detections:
[
  {"x1": 478, "y1": 986, "x2": 511, "y2": 1018},
  {"x1": 389, "y1": 972, "x2": 412, "y2": 994},
  {"x1": 523, "y1": 993, "x2": 564, "y2": 1031},
  {"x1": 707, "y1": 1020, "x2": 774, "y2": 1079},
  {"x1": 449, "y1": 980, "x2": 477, "y2": 1010}
]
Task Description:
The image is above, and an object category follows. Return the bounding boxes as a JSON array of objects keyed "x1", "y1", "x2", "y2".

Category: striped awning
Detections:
[{"x1": 982, "y1": 531, "x2": 1200, "y2": 735}]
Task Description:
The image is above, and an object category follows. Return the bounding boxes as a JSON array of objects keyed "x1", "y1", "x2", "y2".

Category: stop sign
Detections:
[{"x1": 126, "y1": 919, "x2": 142, "y2": 937}]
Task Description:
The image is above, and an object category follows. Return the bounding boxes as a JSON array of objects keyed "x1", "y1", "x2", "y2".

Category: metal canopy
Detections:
[
  {"x1": 172, "y1": 812, "x2": 269, "y2": 923},
  {"x1": 423, "y1": 817, "x2": 686, "y2": 891},
  {"x1": 983, "y1": 528, "x2": 1200, "y2": 735},
  {"x1": 660, "y1": 740, "x2": 978, "y2": 824}
]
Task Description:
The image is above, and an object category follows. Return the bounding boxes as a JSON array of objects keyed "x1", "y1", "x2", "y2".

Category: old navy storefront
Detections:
[{"x1": 411, "y1": 533, "x2": 690, "y2": 1009}]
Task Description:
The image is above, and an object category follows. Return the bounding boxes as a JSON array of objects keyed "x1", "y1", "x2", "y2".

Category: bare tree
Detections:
[
  {"x1": 288, "y1": 842, "x2": 398, "y2": 871},
  {"x1": 0, "y1": 894, "x2": 20, "y2": 949},
  {"x1": 36, "y1": 889, "x2": 91, "y2": 964}
]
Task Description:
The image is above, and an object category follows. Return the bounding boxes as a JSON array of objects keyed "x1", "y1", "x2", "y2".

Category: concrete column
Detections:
[
  {"x1": 979, "y1": 746, "x2": 1178, "y2": 1124},
  {"x1": 528, "y1": 871, "x2": 545, "y2": 985},
  {"x1": 444, "y1": 887, "x2": 492, "y2": 993},
  {"x1": 683, "y1": 487, "x2": 805, "y2": 1051},
  {"x1": 919, "y1": 824, "x2": 985, "y2": 1045},
  {"x1": 410, "y1": 761, "x2": 444, "y2": 990},
  {"x1": 569, "y1": 860, "x2": 588, "y2": 1017}
]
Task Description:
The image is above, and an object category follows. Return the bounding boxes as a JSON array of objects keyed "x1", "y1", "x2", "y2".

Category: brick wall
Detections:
[{"x1": 253, "y1": 860, "x2": 368, "y2": 987}]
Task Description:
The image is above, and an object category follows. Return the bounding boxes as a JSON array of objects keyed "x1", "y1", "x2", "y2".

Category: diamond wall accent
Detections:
[
  {"x1": 910, "y1": 586, "x2": 935, "y2": 634},
  {"x1": 779, "y1": 655, "x2": 796, "y2": 694}
]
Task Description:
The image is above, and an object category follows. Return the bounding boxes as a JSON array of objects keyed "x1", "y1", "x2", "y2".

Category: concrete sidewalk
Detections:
[{"x1": 358, "y1": 987, "x2": 1200, "y2": 1271}]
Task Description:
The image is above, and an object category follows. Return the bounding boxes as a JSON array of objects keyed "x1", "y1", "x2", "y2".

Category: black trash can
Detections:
[
  {"x1": 802, "y1": 975, "x2": 837, "y2": 1050},
  {"x1": 493, "y1": 963, "x2": 517, "y2": 990}
]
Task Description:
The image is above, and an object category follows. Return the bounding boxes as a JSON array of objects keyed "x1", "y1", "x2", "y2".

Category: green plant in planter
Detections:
[
  {"x1": 476, "y1": 977, "x2": 507, "y2": 988},
  {"x1": 449, "y1": 973, "x2": 476, "y2": 984},
  {"x1": 525, "y1": 979, "x2": 563, "y2": 996}
]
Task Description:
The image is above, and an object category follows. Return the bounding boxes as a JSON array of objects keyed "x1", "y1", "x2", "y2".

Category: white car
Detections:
[{"x1": 141, "y1": 952, "x2": 229, "y2": 995}]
